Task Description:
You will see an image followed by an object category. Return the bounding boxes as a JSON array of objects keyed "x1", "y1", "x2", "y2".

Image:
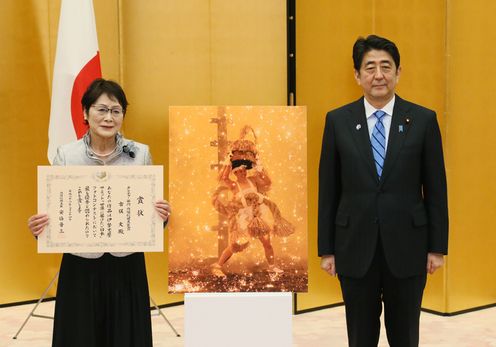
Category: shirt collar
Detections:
[
  {"x1": 83, "y1": 131, "x2": 125, "y2": 162},
  {"x1": 364, "y1": 95, "x2": 396, "y2": 119}
]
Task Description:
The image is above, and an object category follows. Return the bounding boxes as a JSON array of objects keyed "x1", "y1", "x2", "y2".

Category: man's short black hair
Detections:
[{"x1": 353, "y1": 35, "x2": 400, "y2": 71}]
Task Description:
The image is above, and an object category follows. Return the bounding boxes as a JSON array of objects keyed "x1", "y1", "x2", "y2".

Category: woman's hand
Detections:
[
  {"x1": 28, "y1": 213, "x2": 49, "y2": 237},
  {"x1": 154, "y1": 200, "x2": 171, "y2": 221}
]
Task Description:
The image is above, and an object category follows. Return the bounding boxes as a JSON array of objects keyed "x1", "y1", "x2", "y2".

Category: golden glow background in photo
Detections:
[{"x1": 169, "y1": 106, "x2": 307, "y2": 293}]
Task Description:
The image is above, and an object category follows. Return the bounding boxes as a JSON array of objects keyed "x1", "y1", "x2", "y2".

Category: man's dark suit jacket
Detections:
[{"x1": 318, "y1": 95, "x2": 448, "y2": 279}]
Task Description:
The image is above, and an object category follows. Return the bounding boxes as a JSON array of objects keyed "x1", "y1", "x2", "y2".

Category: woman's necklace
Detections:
[{"x1": 91, "y1": 145, "x2": 117, "y2": 158}]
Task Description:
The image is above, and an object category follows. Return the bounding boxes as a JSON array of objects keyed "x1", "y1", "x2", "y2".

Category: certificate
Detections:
[{"x1": 37, "y1": 165, "x2": 163, "y2": 253}]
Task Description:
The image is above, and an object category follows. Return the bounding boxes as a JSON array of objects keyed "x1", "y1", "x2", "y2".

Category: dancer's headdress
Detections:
[{"x1": 230, "y1": 125, "x2": 257, "y2": 170}]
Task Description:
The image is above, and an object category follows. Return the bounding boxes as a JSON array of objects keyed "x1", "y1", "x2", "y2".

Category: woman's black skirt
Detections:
[{"x1": 52, "y1": 253, "x2": 152, "y2": 347}]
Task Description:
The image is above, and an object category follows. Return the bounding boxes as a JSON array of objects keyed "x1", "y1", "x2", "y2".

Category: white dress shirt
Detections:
[{"x1": 364, "y1": 96, "x2": 395, "y2": 152}]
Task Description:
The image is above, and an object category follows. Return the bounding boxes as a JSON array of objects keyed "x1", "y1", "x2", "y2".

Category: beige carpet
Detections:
[{"x1": 1, "y1": 301, "x2": 495, "y2": 346}]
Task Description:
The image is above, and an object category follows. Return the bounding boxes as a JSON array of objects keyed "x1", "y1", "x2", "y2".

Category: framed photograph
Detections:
[{"x1": 169, "y1": 106, "x2": 307, "y2": 293}]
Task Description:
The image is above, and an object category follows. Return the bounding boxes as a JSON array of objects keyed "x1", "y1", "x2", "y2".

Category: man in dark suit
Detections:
[{"x1": 318, "y1": 35, "x2": 448, "y2": 347}]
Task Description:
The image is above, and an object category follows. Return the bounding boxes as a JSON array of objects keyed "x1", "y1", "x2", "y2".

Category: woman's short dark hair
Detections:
[
  {"x1": 81, "y1": 78, "x2": 128, "y2": 115},
  {"x1": 353, "y1": 35, "x2": 400, "y2": 71}
]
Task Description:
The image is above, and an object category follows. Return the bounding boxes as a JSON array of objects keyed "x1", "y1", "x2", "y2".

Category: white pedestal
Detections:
[{"x1": 184, "y1": 292, "x2": 292, "y2": 347}]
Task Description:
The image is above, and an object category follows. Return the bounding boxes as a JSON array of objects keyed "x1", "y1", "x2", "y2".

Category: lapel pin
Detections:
[
  {"x1": 399, "y1": 125, "x2": 404, "y2": 133},
  {"x1": 356, "y1": 124, "x2": 361, "y2": 130},
  {"x1": 405, "y1": 117, "x2": 411, "y2": 124}
]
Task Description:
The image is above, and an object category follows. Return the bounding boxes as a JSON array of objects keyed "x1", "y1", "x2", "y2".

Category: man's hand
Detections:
[
  {"x1": 427, "y1": 253, "x2": 444, "y2": 274},
  {"x1": 321, "y1": 255, "x2": 336, "y2": 276}
]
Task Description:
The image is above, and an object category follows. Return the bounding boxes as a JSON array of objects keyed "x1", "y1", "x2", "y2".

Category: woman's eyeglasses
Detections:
[{"x1": 91, "y1": 104, "x2": 124, "y2": 117}]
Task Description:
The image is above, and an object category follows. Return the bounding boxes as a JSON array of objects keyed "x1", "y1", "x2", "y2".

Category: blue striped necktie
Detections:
[{"x1": 371, "y1": 110, "x2": 386, "y2": 178}]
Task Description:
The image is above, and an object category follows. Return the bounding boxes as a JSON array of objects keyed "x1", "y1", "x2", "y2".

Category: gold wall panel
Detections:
[
  {"x1": 1, "y1": 0, "x2": 285, "y2": 306},
  {"x1": 295, "y1": 0, "x2": 374, "y2": 311},
  {"x1": 445, "y1": 0, "x2": 496, "y2": 313},
  {"x1": 119, "y1": 0, "x2": 211, "y2": 306},
  {"x1": 0, "y1": 0, "x2": 120, "y2": 304},
  {"x1": 0, "y1": 1, "x2": 58, "y2": 304},
  {"x1": 296, "y1": 0, "x2": 448, "y2": 312},
  {"x1": 119, "y1": 0, "x2": 287, "y2": 305},
  {"x1": 374, "y1": 0, "x2": 447, "y2": 313}
]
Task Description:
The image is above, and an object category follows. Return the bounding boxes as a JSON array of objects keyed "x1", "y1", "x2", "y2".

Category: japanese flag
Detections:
[{"x1": 47, "y1": 0, "x2": 102, "y2": 163}]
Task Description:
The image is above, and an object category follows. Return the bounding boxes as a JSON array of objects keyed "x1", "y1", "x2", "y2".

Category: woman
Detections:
[
  {"x1": 211, "y1": 126, "x2": 294, "y2": 278},
  {"x1": 27, "y1": 78, "x2": 170, "y2": 347}
]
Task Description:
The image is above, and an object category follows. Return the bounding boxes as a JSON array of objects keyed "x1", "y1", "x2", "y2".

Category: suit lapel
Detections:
[
  {"x1": 379, "y1": 96, "x2": 412, "y2": 185},
  {"x1": 346, "y1": 98, "x2": 378, "y2": 181}
]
